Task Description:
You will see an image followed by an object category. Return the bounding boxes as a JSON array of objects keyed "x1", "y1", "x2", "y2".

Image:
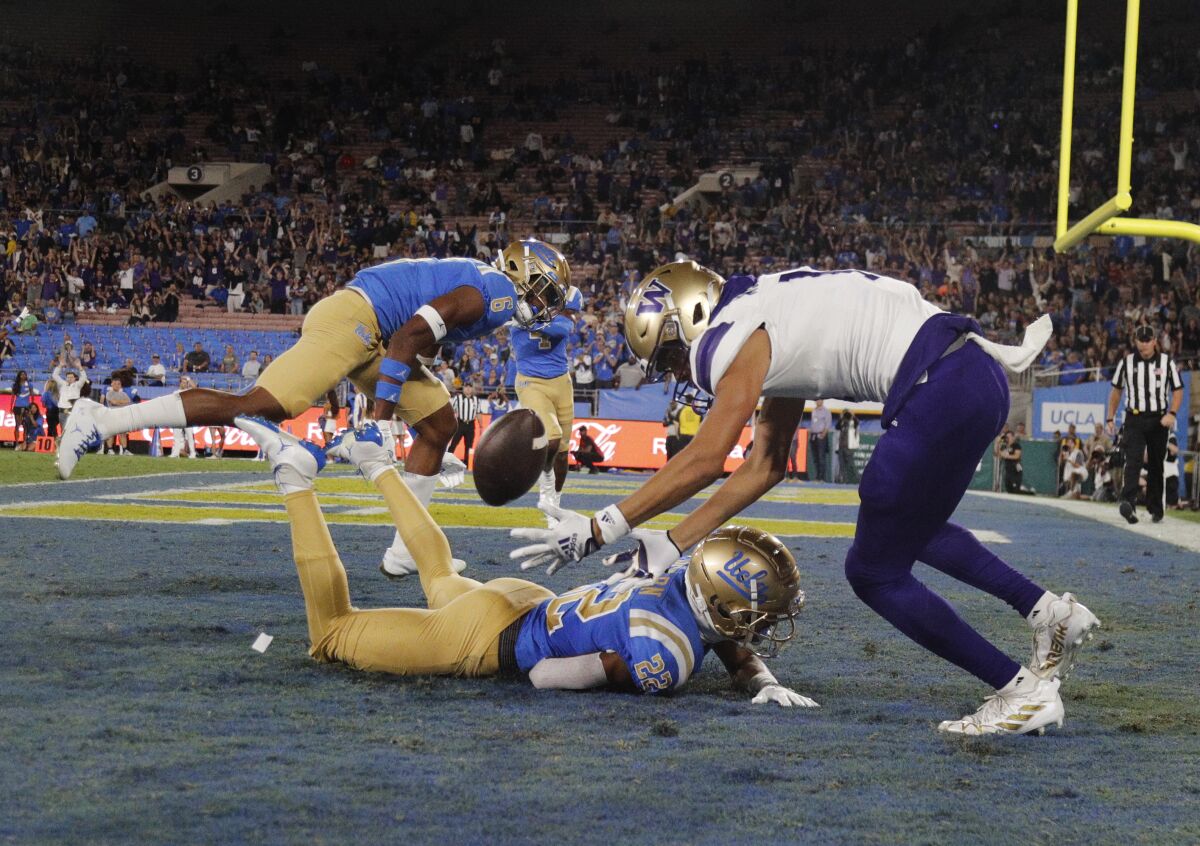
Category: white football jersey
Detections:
[{"x1": 689, "y1": 268, "x2": 942, "y2": 403}]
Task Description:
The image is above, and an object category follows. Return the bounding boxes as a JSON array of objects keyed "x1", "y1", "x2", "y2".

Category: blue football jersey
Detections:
[
  {"x1": 515, "y1": 563, "x2": 708, "y2": 694},
  {"x1": 511, "y1": 286, "x2": 583, "y2": 378},
  {"x1": 348, "y1": 256, "x2": 518, "y2": 342}
]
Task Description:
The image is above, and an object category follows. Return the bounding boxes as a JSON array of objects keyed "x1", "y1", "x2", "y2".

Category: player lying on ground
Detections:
[
  {"x1": 56, "y1": 239, "x2": 570, "y2": 580},
  {"x1": 236, "y1": 416, "x2": 818, "y2": 704},
  {"x1": 511, "y1": 261, "x2": 1101, "y2": 735}
]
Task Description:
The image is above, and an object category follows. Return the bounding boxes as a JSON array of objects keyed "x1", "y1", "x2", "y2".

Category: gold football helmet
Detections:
[
  {"x1": 624, "y1": 260, "x2": 725, "y2": 386},
  {"x1": 497, "y1": 238, "x2": 571, "y2": 328},
  {"x1": 684, "y1": 525, "x2": 804, "y2": 658}
]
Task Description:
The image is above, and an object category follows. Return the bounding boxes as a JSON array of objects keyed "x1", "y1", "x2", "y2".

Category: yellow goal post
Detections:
[{"x1": 1054, "y1": 0, "x2": 1200, "y2": 252}]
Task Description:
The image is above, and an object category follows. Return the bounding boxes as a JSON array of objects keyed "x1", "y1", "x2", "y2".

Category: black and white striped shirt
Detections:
[
  {"x1": 451, "y1": 392, "x2": 482, "y2": 424},
  {"x1": 1111, "y1": 352, "x2": 1182, "y2": 414}
]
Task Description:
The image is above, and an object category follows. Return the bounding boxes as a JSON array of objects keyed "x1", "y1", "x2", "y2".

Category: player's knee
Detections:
[
  {"x1": 415, "y1": 405, "x2": 456, "y2": 447},
  {"x1": 844, "y1": 543, "x2": 904, "y2": 598},
  {"x1": 237, "y1": 387, "x2": 290, "y2": 420}
]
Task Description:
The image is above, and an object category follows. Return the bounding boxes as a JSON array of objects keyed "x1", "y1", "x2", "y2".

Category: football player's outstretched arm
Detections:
[
  {"x1": 615, "y1": 330, "x2": 773, "y2": 531},
  {"x1": 667, "y1": 395, "x2": 807, "y2": 550},
  {"x1": 373, "y1": 286, "x2": 485, "y2": 422},
  {"x1": 714, "y1": 642, "x2": 818, "y2": 708}
]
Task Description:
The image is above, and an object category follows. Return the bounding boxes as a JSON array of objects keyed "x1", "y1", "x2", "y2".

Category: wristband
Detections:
[
  {"x1": 375, "y1": 381, "x2": 402, "y2": 404},
  {"x1": 414, "y1": 304, "x2": 448, "y2": 342},
  {"x1": 380, "y1": 358, "x2": 412, "y2": 384},
  {"x1": 594, "y1": 504, "x2": 631, "y2": 545}
]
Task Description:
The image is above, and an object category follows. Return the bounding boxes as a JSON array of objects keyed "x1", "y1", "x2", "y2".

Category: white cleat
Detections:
[
  {"x1": 55, "y1": 398, "x2": 107, "y2": 479},
  {"x1": 380, "y1": 547, "x2": 468, "y2": 579},
  {"x1": 1030, "y1": 592, "x2": 1101, "y2": 681},
  {"x1": 235, "y1": 416, "x2": 325, "y2": 492},
  {"x1": 939, "y1": 676, "x2": 1064, "y2": 737},
  {"x1": 326, "y1": 422, "x2": 393, "y2": 481}
]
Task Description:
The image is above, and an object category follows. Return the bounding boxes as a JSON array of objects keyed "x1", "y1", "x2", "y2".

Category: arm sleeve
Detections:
[
  {"x1": 528, "y1": 653, "x2": 608, "y2": 690},
  {"x1": 1168, "y1": 358, "x2": 1183, "y2": 391}
]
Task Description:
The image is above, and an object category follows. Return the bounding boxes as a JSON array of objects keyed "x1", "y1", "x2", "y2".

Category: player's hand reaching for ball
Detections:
[
  {"x1": 510, "y1": 504, "x2": 601, "y2": 575},
  {"x1": 601, "y1": 529, "x2": 681, "y2": 581}
]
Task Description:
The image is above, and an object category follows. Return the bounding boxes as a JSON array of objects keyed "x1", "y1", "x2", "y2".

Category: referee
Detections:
[
  {"x1": 1106, "y1": 324, "x2": 1183, "y2": 524},
  {"x1": 447, "y1": 384, "x2": 483, "y2": 461}
]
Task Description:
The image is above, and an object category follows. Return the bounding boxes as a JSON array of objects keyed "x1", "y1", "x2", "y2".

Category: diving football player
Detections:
[
  {"x1": 57, "y1": 240, "x2": 570, "y2": 578},
  {"x1": 511, "y1": 261, "x2": 1101, "y2": 735}
]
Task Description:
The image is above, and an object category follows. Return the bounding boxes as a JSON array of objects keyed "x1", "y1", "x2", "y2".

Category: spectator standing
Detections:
[
  {"x1": 104, "y1": 378, "x2": 132, "y2": 455},
  {"x1": 1060, "y1": 441, "x2": 1088, "y2": 499},
  {"x1": 572, "y1": 350, "x2": 595, "y2": 397},
  {"x1": 677, "y1": 403, "x2": 702, "y2": 452},
  {"x1": 615, "y1": 355, "x2": 644, "y2": 389},
  {"x1": 836, "y1": 410, "x2": 860, "y2": 484},
  {"x1": 184, "y1": 342, "x2": 211, "y2": 373},
  {"x1": 1164, "y1": 434, "x2": 1181, "y2": 511},
  {"x1": 171, "y1": 376, "x2": 198, "y2": 458},
  {"x1": 1106, "y1": 324, "x2": 1184, "y2": 524},
  {"x1": 41, "y1": 376, "x2": 60, "y2": 438},
  {"x1": 52, "y1": 360, "x2": 89, "y2": 432},
  {"x1": 487, "y1": 388, "x2": 511, "y2": 421},
  {"x1": 663, "y1": 401, "x2": 682, "y2": 460},
  {"x1": 447, "y1": 385, "x2": 483, "y2": 461},
  {"x1": 808, "y1": 399, "x2": 833, "y2": 482},
  {"x1": 998, "y1": 430, "x2": 1024, "y2": 494}
]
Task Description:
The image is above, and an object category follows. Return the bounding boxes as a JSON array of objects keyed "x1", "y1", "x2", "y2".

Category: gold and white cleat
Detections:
[
  {"x1": 1030, "y1": 592, "x2": 1101, "y2": 681},
  {"x1": 939, "y1": 675, "x2": 1064, "y2": 736}
]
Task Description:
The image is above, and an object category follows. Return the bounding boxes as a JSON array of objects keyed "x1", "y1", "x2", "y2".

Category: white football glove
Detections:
[
  {"x1": 751, "y1": 684, "x2": 819, "y2": 708},
  {"x1": 437, "y1": 452, "x2": 466, "y2": 489},
  {"x1": 510, "y1": 503, "x2": 601, "y2": 575},
  {"x1": 601, "y1": 529, "x2": 681, "y2": 581},
  {"x1": 376, "y1": 419, "x2": 398, "y2": 460}
]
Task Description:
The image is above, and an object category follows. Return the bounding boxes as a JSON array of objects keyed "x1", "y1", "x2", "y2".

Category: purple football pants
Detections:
[{"x1": 844, "y1": 342, "x2": 1046, "y2": 689}]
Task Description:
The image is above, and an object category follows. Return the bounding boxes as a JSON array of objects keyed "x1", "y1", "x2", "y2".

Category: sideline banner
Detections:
[
  {"x1": 46, "y1": 402, "x2": 810, "y2": 473},
  {"x1": 126, "y1": 408, "x2": 348, "y2": 454}
]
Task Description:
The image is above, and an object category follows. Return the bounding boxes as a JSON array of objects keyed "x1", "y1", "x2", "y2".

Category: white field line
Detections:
[{"x1": 967, "y1": 490, "x2": 1200, "y2": 554}]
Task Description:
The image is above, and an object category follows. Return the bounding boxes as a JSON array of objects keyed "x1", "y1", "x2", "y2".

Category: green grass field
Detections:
[{"x1": 0, "y1": 449, "x2": 266, "y2": 484}]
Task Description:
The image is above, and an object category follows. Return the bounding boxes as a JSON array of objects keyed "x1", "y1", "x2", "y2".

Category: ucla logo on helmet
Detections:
[
  {"x1": 354, "y1": 323, "x2": 373, "y2": 347},
  {"x1": 636, "y1": 280, "x2": 672, "y2": 315},
  {"x1": 716, "y1": 550, "x2": 769, "y2": 601},
  {"x1": 524, "y1": 241, "x2": 561, "y2": 281}
]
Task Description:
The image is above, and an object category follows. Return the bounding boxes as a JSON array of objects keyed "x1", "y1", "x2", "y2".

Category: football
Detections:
[{"x1": 472, "y1": 409, "x2": 549, "y2": 506}]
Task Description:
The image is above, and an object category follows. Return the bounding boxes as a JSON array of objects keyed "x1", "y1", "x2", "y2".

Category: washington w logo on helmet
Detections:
[
  {"x1": 717, "y1": 550, "x2": 770, "y2": 601},
  {"x1": 636, "y1": 280, "x2": 672, "y2": 315}
]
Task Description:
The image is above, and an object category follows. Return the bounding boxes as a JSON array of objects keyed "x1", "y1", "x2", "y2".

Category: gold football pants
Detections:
[
  {"x1": 284, "y1": 469, "x2": 553, "y2": 676},
  {"x1": 256, "y1": 289, "x2": 449, "y2": 423}
]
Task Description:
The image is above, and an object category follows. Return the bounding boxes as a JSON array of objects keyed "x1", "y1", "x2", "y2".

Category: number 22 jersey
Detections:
[{"x1": 515, "y1": 563, "x2": 708, "y2": 694}]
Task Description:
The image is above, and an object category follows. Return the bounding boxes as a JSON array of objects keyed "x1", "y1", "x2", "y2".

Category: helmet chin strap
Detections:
[{"x1": 685, "y1": 573, "x2": 724, "y2": 644}]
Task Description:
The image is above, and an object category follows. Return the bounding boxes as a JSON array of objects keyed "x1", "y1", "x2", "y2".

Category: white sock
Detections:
[
  {"x1": 1025, "y1": 591, "x2": 1058, "y2": 627},
  {"x1": 998, "y1": 666, "x2": 1039, "y2": 695},
  {"x1": 104, "y1": 392, "x2": 188, "y2": 436},
  {"x1": 538, "y1": 469, "x2": 555, "y2": 501},
  {"x1": 386, "y1": 471, "x2": 437, "y2": 562}
]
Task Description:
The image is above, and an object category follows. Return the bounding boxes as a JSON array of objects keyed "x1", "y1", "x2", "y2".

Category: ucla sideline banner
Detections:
[{"x1": 1033, "y1": 377, "x2": 1190, "y2": 481}]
